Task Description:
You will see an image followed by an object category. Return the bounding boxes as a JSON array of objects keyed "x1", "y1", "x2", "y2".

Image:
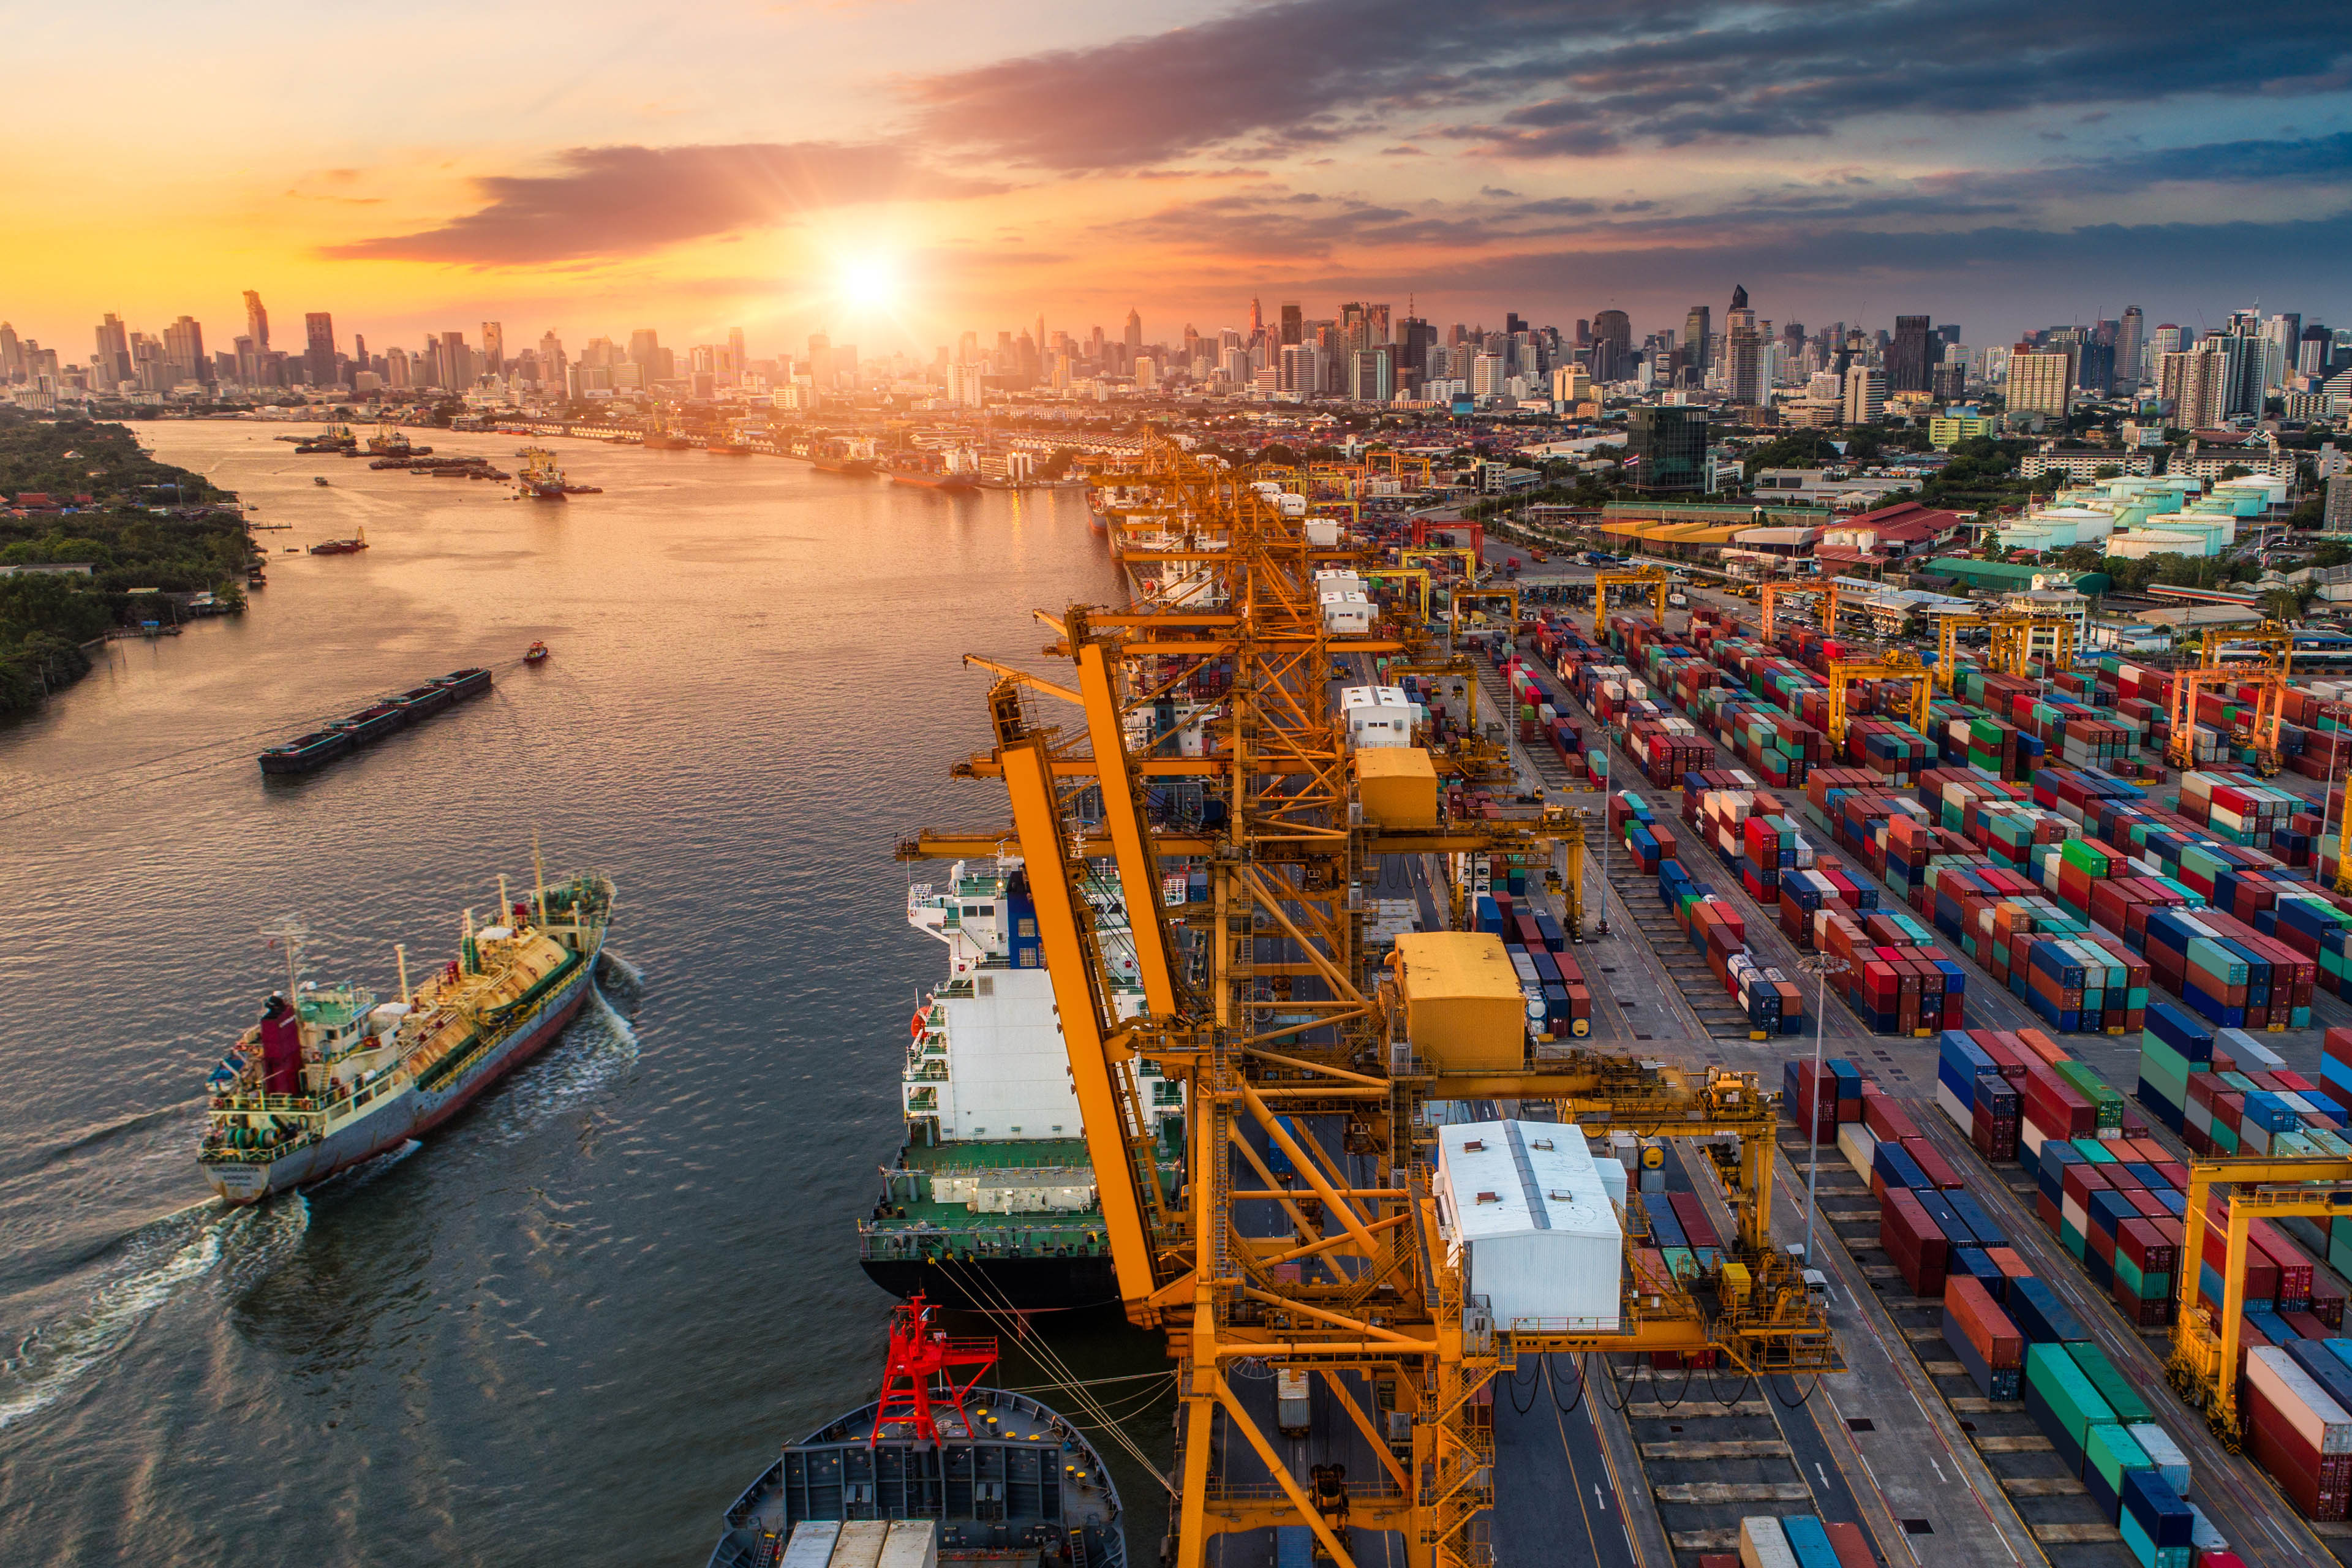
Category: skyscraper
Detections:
[
  {"x1": 244, "y1": 291, "x2": 270, "y2": 353},
  {"x1": 304, "y1": 312, "x2": 337, "y2": 387},
  {"x1": 480, "y1": 322, "x2": 505, "y2": 379},
  {"x1": 1888, "y1": 315, "x2": 1937, "y2": 393},
  {"x1": 1681, "y1": 305, "x2": 1711, "y2": 385},
  {"x1": 1590, "y1": 310, "x2": 1632, "y2": 383},
  {"x1": 1724, "y1": 288, "x2": 1765, "y2": 407},
  {"x1": 726, "y1": 326, "x2": 746, "y2": 384},
  {"x1": 1123, "y1": 308, "x2": 1143, "y2": 361},
  {"x1": 2117, "y1": 308, "x2": 2144, "y2": 389},
  {"x1": 95, "y1": 314, "x2": 132, "y2": 386},
  {"x1": 1279, "y1": 302, "x2": 1302, "y2": 347},
  {"x1": 163, "y1": 316, "x2": 206, "y2": 384}
]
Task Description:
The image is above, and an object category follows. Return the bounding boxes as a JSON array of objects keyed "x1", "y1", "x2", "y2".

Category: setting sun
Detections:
[{"x1": 833, "y1": 254, "x2": 899, "y2": 313}]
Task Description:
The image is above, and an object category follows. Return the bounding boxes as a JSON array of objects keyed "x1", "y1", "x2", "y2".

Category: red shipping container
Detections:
[
  {"x1": 1820, "y1": 1521, "x2": 1874, "y2": 1568},
  {"x1": 1942, "y1": 1275, "x2": 2024, "y2": 1368},
  {"x1": 1864, "y1": 1095, "x2": 1921, "y2": 1143},
  {"x1": 1900, "y1": 1136, "x2": 1963, "y2": 1191}
]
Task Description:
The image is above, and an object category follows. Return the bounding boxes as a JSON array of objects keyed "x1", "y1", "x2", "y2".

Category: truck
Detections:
[
  {"x1": 1276, "y1": 1369, "x2": 1312, "y2": 1437},
  {"x1": 1580, "y1": 550, "x2": 1615, "y2": 567}
]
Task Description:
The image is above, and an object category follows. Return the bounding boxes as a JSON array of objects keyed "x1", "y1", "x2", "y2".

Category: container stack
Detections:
[
  {"x1": 1659, "y1": 858, "x2": 1804, "y2": 1037},
  {"x1": 1477, "y1": 892, "x2": 1594, "y2": 1039}
]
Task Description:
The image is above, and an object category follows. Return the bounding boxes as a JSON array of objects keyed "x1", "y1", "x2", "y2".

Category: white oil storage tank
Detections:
[{"x1": 1433, "y1": 1119, "x2": 1622, "y2": 1331}]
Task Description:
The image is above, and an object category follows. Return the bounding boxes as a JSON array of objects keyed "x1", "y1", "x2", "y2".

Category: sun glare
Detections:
[{"x1": 835, "y1": 255, "x2": 899, "y2": 312}]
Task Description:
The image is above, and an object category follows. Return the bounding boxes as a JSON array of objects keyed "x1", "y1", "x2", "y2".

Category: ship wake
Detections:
[
  {"x1": 0, "y1": 1199, "x2": 306, "y2": 1431},
  {"x1": 475, "y1": 985, "x2": 640, "y2": 1144}
]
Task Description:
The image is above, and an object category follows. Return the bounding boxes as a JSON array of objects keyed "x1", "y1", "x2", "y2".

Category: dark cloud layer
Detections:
[
  {"x1": 907, "y1": 0, "x2": 2351, "y2": 170},
  {"x1": 328, "y1": 143, "x2": 1003, "y2": 264}
]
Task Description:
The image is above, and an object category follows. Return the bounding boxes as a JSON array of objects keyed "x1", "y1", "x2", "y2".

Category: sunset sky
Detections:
[{"x1": 9, "y1": 0, "x2": 2351, "y2": 360}]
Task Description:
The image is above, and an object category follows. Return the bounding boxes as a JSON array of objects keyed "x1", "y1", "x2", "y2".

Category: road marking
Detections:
[
  {"x1": 1817, "y1": 1462, "x2": 1831, "y2": 1491},
  {"x1": 1594, "y1": 1485, "x2": 1607, "y2": 1512},
  {"x1": 1931, "y1": 1458, "x2": 1947, "y2": 1484}
]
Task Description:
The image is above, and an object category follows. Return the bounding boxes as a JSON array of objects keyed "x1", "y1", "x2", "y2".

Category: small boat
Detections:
[
  {"x1": 258, "y1": 729, "x2": 355, "y2": 775},
  {"x1": 314, "y1": 476, "x2": 331, "y2": 487},
  {"x1": 524, "y1": 641, "x2": 549, "y2": 665},
  {"x1": 311, "y1": 528, "x2": 368, "y2": 556}
]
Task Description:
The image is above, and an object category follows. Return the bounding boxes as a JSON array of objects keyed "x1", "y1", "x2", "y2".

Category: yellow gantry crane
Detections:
[
  {"x1": 1929, "y1": 608, "x2": 2079, "y2": 692},
  {"x1": 1590, "y1": 567, "x2": 1670, "y2": 635},
  {"x1": 904, "y1": 452, "x2": 1835, "y2": 1568},
  {"x1": 2167, "y1": 620, "x2": 2295, "y2": 775},
  {"x1": 1823, "y1": 648, "x2": 1932, "y2": 744},
  {"x1": 2169, "y1": 1158, "x2": 2352, "y2": 1447}
]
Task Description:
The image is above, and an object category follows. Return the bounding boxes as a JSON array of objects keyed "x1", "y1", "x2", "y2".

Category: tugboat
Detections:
[
  {"x1": 706, "y1": 1295, "x2": 1125, "y2": 1568},
  {"x1": 525, "y1": 641, "x2": 550, "y2": 665},
  {"x1": 197, "y1": 862, "x2": 617, "y2": 1202},
  {"x1": 311, "y1": 528, "x2": 368, "y2": 555}
]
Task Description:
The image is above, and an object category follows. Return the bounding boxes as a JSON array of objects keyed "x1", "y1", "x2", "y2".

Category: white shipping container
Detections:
[
  {"x1": 830, "y1": 1521, "x2": 894, "y2": 1568},
  {"x1": 1434, "y1": 1120, "x2": 1621, "y2": 1331},
  {"x1": 1936, "y1": 1080, "x2": 1973, "y2": 1137},
  {"x1": 2125, "y1": 1422, "x2": 2191, "y2": 1497},
  {"x1": 878, "y1": 1523, "x2": 939, "y2": 1568},
  {"x1": 2246, "y1": 1345, "x2": 2352, "y2": 1455},
  {"x1": 1836, "y1": 1121, "x2": 1877, "y2": 1182},
  {"x1": 1738, "y1": 1516, "x2": 1798, "y2": 1568},
  {"x1": 783, "y1": 1524, "x2": 842, "y2": 1568}
]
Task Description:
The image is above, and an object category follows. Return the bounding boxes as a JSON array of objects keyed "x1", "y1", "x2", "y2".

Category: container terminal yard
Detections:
[{"x1": 862, "y1": 445, "x2": 2352, "y2": 1568}]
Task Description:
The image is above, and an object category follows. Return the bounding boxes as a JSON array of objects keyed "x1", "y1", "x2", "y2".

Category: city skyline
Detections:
[{"x1": 7, "y1": 1, "x2": 2348, "y2": 351}]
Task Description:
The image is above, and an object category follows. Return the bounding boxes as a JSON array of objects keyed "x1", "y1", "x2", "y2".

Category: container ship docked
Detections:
[
  {"x1": 708, "y1": 1296, "x2": 1125, "y2": 1568},
  {"x1": 198, "y1": 863, "x2": 616, "y2": 1202},
  {"x1": 858, "y1": 860, "x2": 1183, "y2": 1313}
]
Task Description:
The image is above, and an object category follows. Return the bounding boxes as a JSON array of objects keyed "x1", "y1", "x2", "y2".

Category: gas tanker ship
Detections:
[{"x1": 198, "y1": 864, "x2": 616, "y2": 1202}]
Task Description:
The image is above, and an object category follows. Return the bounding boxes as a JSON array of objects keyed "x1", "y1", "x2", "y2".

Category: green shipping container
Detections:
[
  {"x1": 2084, "y1": 1420, "x2": 2153, "y2": 1492},
  {"x1": 2068, "y1": 1342, "x2": 2154, "y2": 1425},
  {"x1": 2027, "y1": 1342, "x2": 2116, "y2": 1446}
]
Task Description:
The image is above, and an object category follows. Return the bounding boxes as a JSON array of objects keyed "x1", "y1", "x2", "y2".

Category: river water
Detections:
[{"x1": 0, "y1": 424, "x2": 1173, "y2": 1566}]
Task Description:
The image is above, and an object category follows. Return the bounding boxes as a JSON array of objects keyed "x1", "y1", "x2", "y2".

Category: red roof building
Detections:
[{"x1": 1813, "y1": 500, "x2": 1964, "y2": 570}]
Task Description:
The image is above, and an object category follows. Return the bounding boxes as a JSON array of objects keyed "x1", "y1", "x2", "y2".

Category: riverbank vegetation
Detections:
[{"x1": 0, "y1": 412, "x2": 249, "y2": 715}]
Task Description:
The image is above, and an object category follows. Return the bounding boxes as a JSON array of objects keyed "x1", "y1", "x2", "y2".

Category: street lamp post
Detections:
[{"x1": 1794, "y1": 954, "x2": 1850, "y2": 1272}]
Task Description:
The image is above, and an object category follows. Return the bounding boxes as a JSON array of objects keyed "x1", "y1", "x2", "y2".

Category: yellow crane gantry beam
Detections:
[
  {"x1": 1591, "y1": 567, "x2": 1670, "y2": 635},
  {"x1": 1823, "y1": 648, "x2": 1931, "y2": 745},
  {"x1": 1759, "y1": 579, "x2": 1840, "y2": 643}
]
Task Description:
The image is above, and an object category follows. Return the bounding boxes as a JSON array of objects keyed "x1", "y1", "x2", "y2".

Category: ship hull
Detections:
[
  {"x1": 858, "y1": 1253, "x2": 1118, "y2": 1312},
  {"x1": 201, "y1": 940, "x2": 602, "y2": 1204}
]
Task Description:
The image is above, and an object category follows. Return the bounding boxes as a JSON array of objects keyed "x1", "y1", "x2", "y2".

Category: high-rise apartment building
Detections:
[
  {"x1": 1349, "y1": 349, "x2": 1393, "y2": 404},
  {"x1": 2117, "y1": 308, "x2": 2144, "y2": 389},
  {"x1": 304, "y1": 312, "x2": 337, "y2": 386},
  {"x1": 2008, "y1": 345, "x2": 2073, "y2": 420},
  {"x1": 1471, "y1": 353, "x2": 1506, "y2": 399},
  {"x1": 1842, "y1": 363, "x2": 1887, "y2": 424}
]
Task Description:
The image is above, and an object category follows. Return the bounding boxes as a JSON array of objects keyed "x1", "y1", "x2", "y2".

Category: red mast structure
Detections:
[{"x1": 870, "y1": 1294, "x2": 998, "y2": 1444}]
